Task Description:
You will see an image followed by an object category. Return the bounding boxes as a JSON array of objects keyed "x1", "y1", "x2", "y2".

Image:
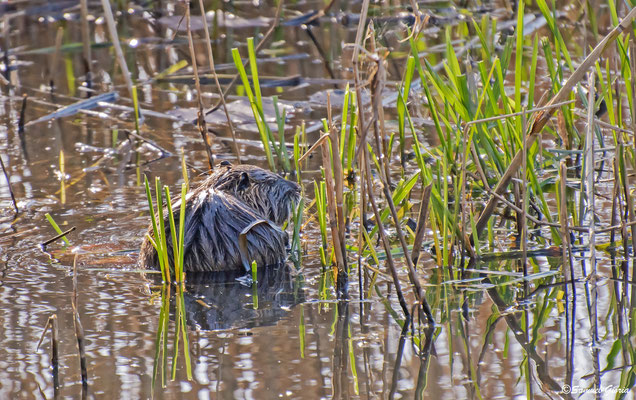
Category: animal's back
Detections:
[{"x1": 139, "y1": 162, "x2": 300, "y2": 273}]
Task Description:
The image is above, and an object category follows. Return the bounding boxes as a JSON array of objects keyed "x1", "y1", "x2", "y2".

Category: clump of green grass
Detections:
[
  {"x1": 144, "y1": 173, "x2": 191, "y2": 391},
  {"x1": 143, "y1": 175, "x2": 187, "y2": 284}
]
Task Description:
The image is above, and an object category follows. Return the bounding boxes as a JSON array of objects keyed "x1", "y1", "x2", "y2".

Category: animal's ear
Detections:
[{"x1": 237, "y1": 172, "x2": 250, "y2": 191}]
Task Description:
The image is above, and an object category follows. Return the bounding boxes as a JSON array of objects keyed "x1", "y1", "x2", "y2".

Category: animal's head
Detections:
[{"x1": 210, "y1": 162, "x2": 301, "y2": 224}]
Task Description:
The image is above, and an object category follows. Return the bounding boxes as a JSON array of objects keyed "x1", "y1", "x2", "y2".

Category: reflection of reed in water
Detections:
[{"x1": 182, "y1": 264, "x2": 305, "y2": 331}]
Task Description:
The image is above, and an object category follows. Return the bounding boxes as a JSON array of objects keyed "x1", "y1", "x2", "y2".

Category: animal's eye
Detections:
[{"x1": 237, "y1": 172, "x2": 250, "y2": 191}]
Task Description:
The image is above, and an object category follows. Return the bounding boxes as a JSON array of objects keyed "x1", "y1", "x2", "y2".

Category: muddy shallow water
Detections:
[{"x1": 1, "y1": 0, "x2": 635, "y2": 399}]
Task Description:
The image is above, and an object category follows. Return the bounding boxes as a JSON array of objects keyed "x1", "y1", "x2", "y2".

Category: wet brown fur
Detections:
[{"x1": 138, "y1": 163, "x2": 301, "y2": 272}]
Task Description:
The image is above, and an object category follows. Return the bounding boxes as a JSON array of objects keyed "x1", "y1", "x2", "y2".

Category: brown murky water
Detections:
[{"x1": 0, "y1": 1, "x2": 634, "y2": 399}]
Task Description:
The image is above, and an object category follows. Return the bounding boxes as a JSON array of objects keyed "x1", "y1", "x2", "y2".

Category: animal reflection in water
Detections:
[{"x1": 181, "y1": 264, "x2": 304, "y2": 331}]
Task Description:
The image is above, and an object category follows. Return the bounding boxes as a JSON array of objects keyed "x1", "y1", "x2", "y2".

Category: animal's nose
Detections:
[{"x1": 288, "y1": 180, "x2": 301, "y2": 193}]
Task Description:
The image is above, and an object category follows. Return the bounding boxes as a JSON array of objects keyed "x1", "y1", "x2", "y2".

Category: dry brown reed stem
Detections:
[
  {"x1": 361, "y1": 147, "x2": 410, "y2": 316},
  {"x1": 610, "y1": 158, "x2": 620, "y2": 244},
  {"x1": 327, "y1": 94, "x2": 346, "y2": 256},
  {"x1": 629, "y1": 41, "x2": 636, "y2": 289},
  {"x1": 205, "y1": 0, "x2": 284, "y2": 116},
  {"x1": 100, "y1": 0, "x2": 135, "y2": 99},
  {"x1": 18, "y1": 93, "x2": 26, "y2": 133},
  {"x1": 72, "y1": 255, "x2": 88, "y2": 388},
  {"x1": 632, "y1": 36, "x2": 636, "y2": 162},
  {"x1": 350, "y1": 5, "x2": 414, "y2": 319},
  {"x1": 411, "y1": 184, "x2": 431, "y2": 266},
  {"x1": 572, "y1": 109, "x2": 634, "y2": 135},
  {"x1": 619, "y1": 143, "x2": 635, "y2": 262},
  {"x1": 349, "y1": 0, "x2": 413, "y2": 313},
  {"x1": 380, "y1": 175, "x2": 434, "y2": 323},
  {"x1": 298, "y1": 133, "x2": 329, "y2": 163},
  {"x1": 320, "y1": 139, "x2": 347, "y2": 290},
  {"x1": 521, "y1": 110, "x2": 528, "y2": 271},
  {"x1": 351, "y1": 0, "x2": 370, "y2": 63},
  {"x1": 559, "y1": 161, "x2": 575, "y2": 292},
  {"x1": 367, "y1": 26, "x2": 393, "y2": 190},
  {"x1": 1, "y1": 16, "x2": 9, "y2": 83},
  {"x1": 80, "y1": 0, "x2": 92, "y2": 85},
  {"x1": 37, "y1": 315, "x2": 59, "y2": 390},
  {"x1": 185, "y1": 3, "x2": 214, "y2": 170},
  {"x1": 367, "y1": 44, "x2": 433, "y2": 323},
  {"x1": 0, "y1": 153, "x2": 18, "y2": 214},
  {"x1": 357, "y1": 152, "x2": 368, "y2": 300},
  {"x1": 50, "y1": 26, "x2": 63, "y2": 88},
  {"x1": 558, "y1": 161, "x2": 568, "y2": 257},
  {"x1": 472, "y1": 6, "x2": 636, "y2": 239},
  {"x1": 197, "y1": 0, "x2": 241, "y2": 164},
  {"x1": 585, "y1": 72, "x2": 596, "y2": 270}
]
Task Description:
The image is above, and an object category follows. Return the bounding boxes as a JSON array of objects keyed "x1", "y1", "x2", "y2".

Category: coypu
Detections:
[{"x1": 138, "y1": 162, "x2": 301, "y2": 273}]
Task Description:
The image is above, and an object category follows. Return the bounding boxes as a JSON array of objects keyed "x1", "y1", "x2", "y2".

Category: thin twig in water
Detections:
[
  {"x1": 327, "y1": 94, "x2": 346, "y2": 268},
  {"x1": 80, "y1": 0, "x2": 92, "y2": 89},
  {"x1": 50, "y1": 26, "x2": 63, "y2": 89},
  {"x1": 185, "y1": 2, "x2": 214, "y2": 170},
  {"x1": 197, "y1": 0, "x2": 241, "y2": 164},
  {"x1": 72, "y1": 254, "x2": 89, "y2": 389},
  {"x1": 18, "y1": 93, "x2": 26, "y2": 133},
  {"x1": 0, "y1": 154, "x2": 18, "y2": 214},
  {"x1": 298, "y1": 133, "x2": 329, "y2": 163},
  {"x1": 411, "y1": 184, "x2": 432, "y2": 266},
  {"x1": 559, "y1": 162, "x2": 576, "y2": 297},
  {"x1": 584, "y1": 72, "x2": 596, "y2": 273},
  {"x1": 320, "y1": 134, "x2": 347, "y2": 295},
  {"x1": 367, "y1": 35, "x2": 433, "y2": 323},
  {"x1": 205, "y1": 0, "x2": 284, "y2": 116},
  {"x1": 40, "y1": 226, "x2": 76, "y2": 248},
  {"x1": 37, "y1": 315, "x2": 59, "y2": 390},
  {"x1": 100, "y1": 0, "x2": 135, "y2": 99}
]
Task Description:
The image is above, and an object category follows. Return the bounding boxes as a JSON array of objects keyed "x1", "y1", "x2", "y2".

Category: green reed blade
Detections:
[
  {"x1": 231, "y1": 47, "x2": 275, "y2": 171},
  {"x1": 348, "y1": 334, "x2": 359, "y2": 395},
  {"x1": 177, "y1": 287, "x2": 192, "y2": 380},
  {"x1": 144, "y1": 176, "x2": 165, "y2": 275},
  {"x1": 171, "y1": 293, "x2": 181, "y2": 381},
  {"x1": 164, "y1": 186, "x2": 179, "y2": 282},
  {"x1": 132, "y1": 85, "x2": 140, "y2": 134},
  {"x1": 347, "y1": 92, "x2": 357, "y2": 172},
  {"x1": 397, "y1": 56, "x2": 415, "y2": 166},
  {"x1": 177, "y1": 182, "x2": 187, "y2": 281},
  {"x1": 180, "y1": 150, "x2": 189, "y2": 189},
  {"x1": 339, "y1": 84, "x2": 350, "y2": 166},
  {"x1": 155, "y1": 177, "x2": 170, "y2": 282},
  {"x1": 299, "y1": 305, "x2": 305, "y2": 358},
  {"x1": 514, "y1": 0, "x2": 524, "y2": 134},
  {"x1": 528, "y1": 36, "x2": 539, "y2": 109},
  {"x1": 247, "y1": 38, "x2": 262, "y2": 110},
  {"x1": 273, "y1": 96, "x2": 291, "y2": 171}
]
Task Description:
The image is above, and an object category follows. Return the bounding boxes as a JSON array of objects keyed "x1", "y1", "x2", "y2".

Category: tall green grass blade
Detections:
[{"x1": 231, "y1": 47, "x2": 276, "y2": 171}]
